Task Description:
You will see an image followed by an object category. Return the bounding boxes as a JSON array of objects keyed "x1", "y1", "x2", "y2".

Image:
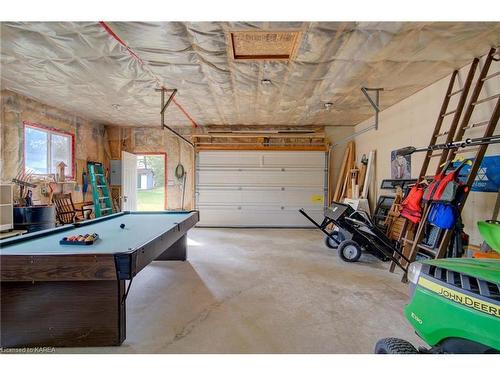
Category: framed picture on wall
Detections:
[{"x1": 391, "y1": 150, "x2": 411, "y2": 179}]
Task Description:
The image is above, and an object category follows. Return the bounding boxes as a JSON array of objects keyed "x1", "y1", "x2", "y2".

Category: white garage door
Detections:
[{"x1": 196, "y1": 151, "x2": 327, "y2": 227}]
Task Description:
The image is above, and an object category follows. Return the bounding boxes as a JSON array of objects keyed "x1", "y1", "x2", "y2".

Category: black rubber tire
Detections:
[
  {"x1": 338, "y1": 240, "x2": 362, "y2": 262},
  {"x1": 374, "y1": 338, "x2": 418, "y2": 354},
  {"x1": 324, "y1": 230, "x2": 345, "y2": 249}
]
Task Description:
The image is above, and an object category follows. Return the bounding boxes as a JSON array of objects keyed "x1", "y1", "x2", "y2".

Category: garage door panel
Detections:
[
  {"x1": 262, "y1": 152, "x2": 325, "y2": 167},
  {"x1": 284, "y1": 188, "x2": 324, "y2": 205},
  {"x1": 198, "y1": 151, "x2": 325, "y2": 169},
  {"x1": 197, "y1": 205, "x2": 324, "y2": 227},
  {"x1": 197, "y1": 170, "x2": 324, "y2": 186},
  {"x1": 198, "y1": 190, "x2": 279, "y2": 204},
  {"x1": 197, "y1": 188, "x2": 325, "y2": 205},
  {"x1": 197, "y1": 190, "x2": 244, "y2": 204},
  {"x1": 198, "y1": 152, "x2": 261, "y2": 167}
]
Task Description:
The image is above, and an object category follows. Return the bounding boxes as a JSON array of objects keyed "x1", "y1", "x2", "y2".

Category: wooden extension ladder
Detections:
[
  {"x1": 88, "y1": 162, "x2": 114, "y2": 218},
  {"x1": 388, "y1": 55, "x2": 479, "y2": 273},
  {"x1": 400, "y1": 47, "x2": 500, "y2": 280}
]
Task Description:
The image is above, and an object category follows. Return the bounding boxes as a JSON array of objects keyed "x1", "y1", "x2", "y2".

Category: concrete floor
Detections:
[{"x1": 59, "y1": 228, "x2": 422, "y2": 354}]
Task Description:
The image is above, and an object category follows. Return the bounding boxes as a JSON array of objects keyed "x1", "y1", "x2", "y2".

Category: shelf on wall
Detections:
[{"x1": 0, "y1": 184, "x2": 14, "y2": 231}]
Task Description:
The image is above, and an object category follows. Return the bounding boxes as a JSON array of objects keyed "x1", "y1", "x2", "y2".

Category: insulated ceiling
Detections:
[{"x1": 1, "y1": 22, "x2": 500, "y2": 129}]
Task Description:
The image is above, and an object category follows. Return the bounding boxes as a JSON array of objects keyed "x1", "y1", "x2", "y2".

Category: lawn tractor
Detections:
[
  {"x1": 374, "y1": 134, "x2": 500, "y2": 353},
  {"x1": 375, "y1": 224, "x2": 500, "y2": 354}
]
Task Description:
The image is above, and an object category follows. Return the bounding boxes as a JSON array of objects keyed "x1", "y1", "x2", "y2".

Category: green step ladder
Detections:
[{"x1": 87, "y1": 162, "x2": 113, "y2": 218}]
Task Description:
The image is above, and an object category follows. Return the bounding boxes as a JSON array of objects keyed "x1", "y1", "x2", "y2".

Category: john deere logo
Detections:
[
  {"x1": 418, "y1": 277, "x2": 500, "y2": 318},
  {"x1": 436, "y1": 286, "x2": 500, "y2": 317}
]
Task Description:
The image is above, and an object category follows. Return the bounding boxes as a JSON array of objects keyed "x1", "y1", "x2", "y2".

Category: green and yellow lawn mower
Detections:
[{"x1": 375, "y1": 221, "x2": 500, "y2": 354}]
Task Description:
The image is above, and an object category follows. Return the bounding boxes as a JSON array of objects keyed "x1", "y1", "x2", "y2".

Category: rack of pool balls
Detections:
[{"x1": 60, "y1": 233, "x2": 99, "y2": 246}]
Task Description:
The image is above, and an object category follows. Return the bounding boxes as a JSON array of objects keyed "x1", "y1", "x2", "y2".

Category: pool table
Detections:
[{"x1": 0, "y1": 210, "x2": 199, "y2": 348}]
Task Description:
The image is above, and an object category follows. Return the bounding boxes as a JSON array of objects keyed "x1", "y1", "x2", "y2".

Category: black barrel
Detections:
[{"x1": 13, "y1": 205, "x2": 56, "y2": 232}]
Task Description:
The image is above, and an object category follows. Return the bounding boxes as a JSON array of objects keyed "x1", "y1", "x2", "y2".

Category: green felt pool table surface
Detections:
[{"x1": 0, "y1": 211, "x2": 197, "y2": 255}]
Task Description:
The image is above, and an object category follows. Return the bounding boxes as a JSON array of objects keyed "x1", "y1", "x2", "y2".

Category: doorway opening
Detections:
[{"x1": 136, "y1": 153, "x2": 167, "y2": 211}]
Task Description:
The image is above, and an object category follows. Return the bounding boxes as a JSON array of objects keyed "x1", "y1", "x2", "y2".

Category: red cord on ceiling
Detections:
[{"x1": 99, "y1": 21, "x2": 198, "y2": 128}]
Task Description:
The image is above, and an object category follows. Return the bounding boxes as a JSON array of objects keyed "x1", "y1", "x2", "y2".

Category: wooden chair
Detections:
[{"x1": 52, "y1": 193, "x2": 92, "y2": 224}]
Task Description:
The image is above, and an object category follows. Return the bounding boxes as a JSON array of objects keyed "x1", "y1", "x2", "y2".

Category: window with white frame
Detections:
[{"x1": 24, "y1": 123, "x2": 74, "y2": 177}]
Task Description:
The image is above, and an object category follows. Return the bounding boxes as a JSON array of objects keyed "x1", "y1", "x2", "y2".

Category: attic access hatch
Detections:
[{"x1": 229, "y1": 31, "x2": 301, "y2": 60}]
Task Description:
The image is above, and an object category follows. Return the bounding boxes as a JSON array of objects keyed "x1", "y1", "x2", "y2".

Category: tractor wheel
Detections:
[
  {"x1": 338, "y1": 240, "x2": 362, "y2": 262},
  {"x1": 375, "y1": 338, "x2": 418, "y2": 354},
  {"x1": 324, "y1": 230, "x2": 345, "y2": 249}
]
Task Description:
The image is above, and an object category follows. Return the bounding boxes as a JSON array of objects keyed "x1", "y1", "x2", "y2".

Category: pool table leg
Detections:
[{"x1": 155, "y1": 234, "x2": 187, "y2": 261}]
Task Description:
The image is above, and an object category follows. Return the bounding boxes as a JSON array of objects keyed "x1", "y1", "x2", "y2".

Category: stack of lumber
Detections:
[
  {"x1": 332, "y1": 142, "x2": 355, "y2": 202},
  {"x1": 331, "y1": 142, "x2": 375, "y2": 204}
]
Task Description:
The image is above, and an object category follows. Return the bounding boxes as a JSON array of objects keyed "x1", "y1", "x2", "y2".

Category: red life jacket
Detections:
[
  {"x1": 423, "y1": 161, "x2": 451, "y2": 202},
  {"x1": 423, "y1": 173, "x2": 444, "y2": 202},
  {"x1": 400, "y1": 184, "x2": 425, "y2": 224},
  {"x1": 424, "y1": 160, "x2": 468, "y2": 203}
]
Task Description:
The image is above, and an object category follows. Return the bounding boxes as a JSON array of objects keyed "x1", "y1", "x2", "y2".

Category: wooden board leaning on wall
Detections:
[{"x1": 331, "y1": 142, "x2": 375, "y2": 205}]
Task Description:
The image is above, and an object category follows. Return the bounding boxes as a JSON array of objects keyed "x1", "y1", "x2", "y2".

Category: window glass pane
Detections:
[
  {"x1": 50, "y1": 133, "x2": 72, "y2": 175},
  {"x1": 25, "y1": 127, "x2": 48, "y2": 174}
]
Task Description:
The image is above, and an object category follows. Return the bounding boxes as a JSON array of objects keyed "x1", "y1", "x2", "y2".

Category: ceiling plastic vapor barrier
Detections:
[{"x1": 1, "y1": 22, "x2": 500, "y2": 128}]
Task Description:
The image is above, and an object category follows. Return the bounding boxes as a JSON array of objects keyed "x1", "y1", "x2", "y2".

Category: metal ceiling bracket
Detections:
[
  {"x1": 156, "y1": 88, "x2": 195, "y2": 148},
  {"x1": 159, "y1": 88, "x2": 177, "y2": 120},
  {"x1": 361, "y1": 87, "x2": 383, "y2": 130},
  {"x1": 330, "y1": 87, "x2": 384, "y2": 149}
]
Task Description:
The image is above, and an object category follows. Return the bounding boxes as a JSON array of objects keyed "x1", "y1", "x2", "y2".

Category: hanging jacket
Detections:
[
  {"x1": 423, "y1": 161, "x2": 450, "y2": 202},
  {"x1": 432, "y1": 161, "x2": 468, "y2": 203},
  {"x1": 400, "y1": 184, "x2": 425, "y2": 224},
  {"x1": 423, "y1": 160, "x2": 468, "y2": 203}
]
